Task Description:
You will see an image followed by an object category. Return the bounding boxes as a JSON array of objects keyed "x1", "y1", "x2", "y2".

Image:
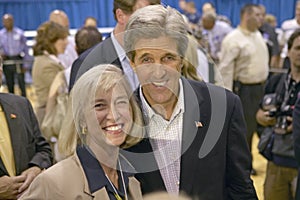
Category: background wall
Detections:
[{"x1": 0, "y1": 0, "x2": 297, "y2": 31}]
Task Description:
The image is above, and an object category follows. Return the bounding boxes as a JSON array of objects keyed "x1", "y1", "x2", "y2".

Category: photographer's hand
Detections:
[{"x1": 256, "y1": 109, "x2": 276, "y2": 126}]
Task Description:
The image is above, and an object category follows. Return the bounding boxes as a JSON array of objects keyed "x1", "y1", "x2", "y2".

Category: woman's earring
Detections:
[{"x1": 81, "y1": 126, "x2": 87, "y2": 135}]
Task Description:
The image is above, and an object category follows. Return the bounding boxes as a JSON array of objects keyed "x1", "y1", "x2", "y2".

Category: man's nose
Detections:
[{"x1": 152, "y1": 63, "x2": 166, "y2": 78}]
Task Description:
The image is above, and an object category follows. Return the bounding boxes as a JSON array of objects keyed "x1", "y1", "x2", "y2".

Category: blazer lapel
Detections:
[
  {"x1": 0, "y1": 96, "x2": 23, "y2": 175},
  {"x1": 128, "y1": 177, "x2": 143, "y2": 200},
  {"x1": 92, "y1": 188, "x2": 110, "y2": 200}
]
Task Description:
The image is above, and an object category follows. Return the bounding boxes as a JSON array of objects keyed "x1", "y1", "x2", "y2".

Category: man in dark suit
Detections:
[
  {"x1": 121, "y1": 5, "x2": 257, "y2": 199},
  {"x1": 69, "y1": 0, "x2": 161, "y2": 91},
  {"x1": 0, "y1": 56, "x2": 52, "y2": 199}
]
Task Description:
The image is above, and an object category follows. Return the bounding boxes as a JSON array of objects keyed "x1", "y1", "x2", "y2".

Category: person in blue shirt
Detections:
[{"x1": 0, "y1": 14, "x2": 31, "y2": 97}]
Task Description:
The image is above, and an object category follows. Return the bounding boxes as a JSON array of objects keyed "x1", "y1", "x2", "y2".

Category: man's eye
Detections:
[
  {"x1": 163, "y1": 56, "x2": 176, "y2": 62},
  {"x1": 141, "y1": 57, "x2": 153, "y2": 64}
]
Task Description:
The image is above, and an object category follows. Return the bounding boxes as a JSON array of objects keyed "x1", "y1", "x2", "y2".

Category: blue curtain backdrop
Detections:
[{"x1": 0, "y1": 0, "x2": 297, "y2": 31}]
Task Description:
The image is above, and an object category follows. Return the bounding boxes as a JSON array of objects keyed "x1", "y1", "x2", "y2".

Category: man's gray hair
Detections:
[{"x1": 124, "y1": 4, "x2": 188, "y2": 61}]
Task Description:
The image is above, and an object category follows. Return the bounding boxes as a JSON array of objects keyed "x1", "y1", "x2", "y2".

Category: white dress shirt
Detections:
[{"x1": 140, "y1": 80, "x2": 185, "y2": 195}]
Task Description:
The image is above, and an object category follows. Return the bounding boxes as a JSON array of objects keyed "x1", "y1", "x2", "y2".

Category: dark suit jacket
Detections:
[
  {"x1": 125, "y1": 78, "x2": 258, "y2": 200},
  {"x1": 69, "y1": 36, "x2": 122, "y2": 91},
  {"x1": 293, "y1": 97, "x2": 300, "y2": 199},
  {"x1": 0, "y1": 93, "x2": 52, "y2": 176}
]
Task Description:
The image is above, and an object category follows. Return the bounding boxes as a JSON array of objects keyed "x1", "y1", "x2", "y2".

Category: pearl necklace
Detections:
[{"x1": 105, "y1": 159, "x2": 128, "y2": 200}]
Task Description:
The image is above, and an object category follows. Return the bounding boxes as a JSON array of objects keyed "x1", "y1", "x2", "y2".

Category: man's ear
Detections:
[{"x1": 115, "y1": 8, "x2": 126, "y2": 25}]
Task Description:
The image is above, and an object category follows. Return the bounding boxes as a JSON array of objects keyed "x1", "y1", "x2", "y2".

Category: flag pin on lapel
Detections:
[
  {"x1": 195, "y1": 121, "x2": 203, "y2": 128},
  {"x1": 10, "y1": 114, "x2": 16, "y2": 119}
]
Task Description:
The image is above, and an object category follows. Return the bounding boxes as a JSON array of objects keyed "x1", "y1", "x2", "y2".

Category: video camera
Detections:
[{"x1": 262, "y1": 93, "x2": 294, "y2": 134}]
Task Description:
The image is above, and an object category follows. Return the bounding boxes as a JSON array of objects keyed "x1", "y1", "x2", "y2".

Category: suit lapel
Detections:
[
  {"x1": 179, "y1": 79, "x2": 203, "y2": 194},
  {"x1": 181, "y1": 78, "x2": 203, "y2": 155},
  {"x1": 0, "y1": 95, "x2": 23, "y2": 175},
  {"x1": 92, "y1": 188, "x2": 110, "y2": 200},
  {"x1": 0, "y1": 156, "x2": 8, "y2": 176}
]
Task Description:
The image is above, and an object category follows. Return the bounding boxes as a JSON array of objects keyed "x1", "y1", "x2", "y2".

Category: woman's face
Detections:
[
  {"x1": 85, "y1": 84, "x2": 133, "y2": 147},
  {"x1": 54, "y1": 37, "x2": 68, "y2": 55}
]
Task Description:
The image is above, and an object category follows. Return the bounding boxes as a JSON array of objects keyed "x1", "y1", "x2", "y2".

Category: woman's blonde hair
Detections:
[
  {"x1": 58, "y1": 64, "x2": 145, "y2": 157},
  {"x1": 182, "y1": 34, "x2": 202, "y2": 81}
]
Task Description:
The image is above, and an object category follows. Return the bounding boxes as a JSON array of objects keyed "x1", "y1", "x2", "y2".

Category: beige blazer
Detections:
[
  {"x1": 19, "y1": 153, "x2": 143, "y2": 200},
  {"x1": 32, "y1": 55, "x2": 64, "y2": 125}
]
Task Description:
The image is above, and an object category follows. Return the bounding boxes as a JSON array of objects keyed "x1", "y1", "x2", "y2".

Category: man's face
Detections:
[
  {"x1": 288, "y1": 36, "x2": 300, "y2": 69},
  {"x1": 202, "y1": 17, "x2": 215, "y2": 30},
  {"x1": 246, "y1": 7, "x2": 260, "y2": 32},
  {"x1": 257, "y1": 7, "x2": 265, "y2": 28},
  {"x1": 130, "y1": 36, "x2": 182, "y2": 108},
  {"x1": 2, "y1": 15, "x2": 13, "y2": 31}
]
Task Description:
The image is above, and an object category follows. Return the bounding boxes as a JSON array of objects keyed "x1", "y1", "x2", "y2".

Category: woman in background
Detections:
[{"x1": 32, "y1": 21, "x2": 68, "y2": 125}]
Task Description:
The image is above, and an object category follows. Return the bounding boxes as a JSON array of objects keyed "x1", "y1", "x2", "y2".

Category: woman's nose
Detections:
[{"x1": 106, "y1": 105, "x2": 120, "y2": 120}]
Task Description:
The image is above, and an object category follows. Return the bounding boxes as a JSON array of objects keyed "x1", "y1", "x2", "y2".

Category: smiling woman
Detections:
[{"x1": 19, "y1": 64, "x2": 145, "y2": 200}]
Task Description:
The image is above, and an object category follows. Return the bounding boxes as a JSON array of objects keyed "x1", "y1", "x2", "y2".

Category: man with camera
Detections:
[{"x1": 256, "y1": 29, "x2": 300, "y2": 200}]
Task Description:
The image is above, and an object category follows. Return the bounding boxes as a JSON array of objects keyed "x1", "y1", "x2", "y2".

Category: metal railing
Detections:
[
  {"x1": 3, "y1": 60, "x2": 33, "y2": 74},
  {"x1": 24, "y1": 27, "x2": 114, "y2": 55}
]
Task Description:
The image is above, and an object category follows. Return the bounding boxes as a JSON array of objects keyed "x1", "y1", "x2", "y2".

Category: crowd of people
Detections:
[{"x1": 0, "y1": 0, "x2": 300, "y2": 199}]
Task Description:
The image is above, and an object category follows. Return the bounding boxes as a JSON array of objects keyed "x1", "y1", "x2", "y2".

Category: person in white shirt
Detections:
[
  {"x1": 201, "y1": 11, "x2": 232, "y2": 63},
  {"x1": 49, "y1": 10, "x2": 78, "y2": 69}
]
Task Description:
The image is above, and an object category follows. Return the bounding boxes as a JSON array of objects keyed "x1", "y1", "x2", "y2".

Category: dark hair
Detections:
[
  {"x1": 75, "y1": 26, "x2": 102, "y2": 55},
  {"x1": 113, "y1": 0, "x2": 161, "y2": 21},
  {"x1": 113, "y1": 0, "x2": 136, "y2": 20},
  {"x1": 33, "y1": 21, "x2": 69, "y2": 56},
  {"x1": 240, "y1": 3, "x2": 257, "y2": 19},
  {"x1": 147, "y1": 0, "x2": 161, "y2": 5},
  {"x1": 288, "y1": 29, "x2": 300, "y2": 50}
]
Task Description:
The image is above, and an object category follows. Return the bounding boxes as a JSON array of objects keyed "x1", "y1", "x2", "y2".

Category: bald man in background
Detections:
[
  {"x1": 202, "y1": 2, "x2": 231, "y2": 26},
  {"x1": 49, "y1": 10, "x2": 78, "y2": 69}
]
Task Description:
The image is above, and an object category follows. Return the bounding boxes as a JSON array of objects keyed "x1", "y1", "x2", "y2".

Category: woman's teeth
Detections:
[{"x1": 105, "y1": 125, "x2": 122, "y2": 131}]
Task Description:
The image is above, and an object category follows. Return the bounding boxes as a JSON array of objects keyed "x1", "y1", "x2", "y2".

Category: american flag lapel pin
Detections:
[
  {"x1": 10, "y1": 114, "x2": 17, "y2": 119},
  {"x1": 195, "y1": 121, "x2": 203, "y2": 128}
]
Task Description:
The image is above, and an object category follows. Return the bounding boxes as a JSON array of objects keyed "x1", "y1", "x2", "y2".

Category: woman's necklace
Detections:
[{"x1": 105, "y1": 159, "x2": 128, "y2": 200}]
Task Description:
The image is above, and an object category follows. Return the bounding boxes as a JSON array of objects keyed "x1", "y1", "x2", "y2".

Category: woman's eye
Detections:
[
  {"x1": 116, "y1": 99, "x2": 129, "y2": 105},
  {"x1": 94, "y1": 103, "x2": 106, "y2": 109}
]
